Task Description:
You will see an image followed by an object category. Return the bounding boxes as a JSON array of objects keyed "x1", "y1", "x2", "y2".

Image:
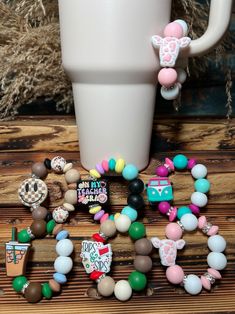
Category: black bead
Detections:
[
  {"x1": 44, "y1": 158, "x2": 52, "y2": 170},
  {"x1": 45, "y1": 211, "x2": 53, "y2": 222},
  {"x1": 127, "y1": 194, "x2": 144, "y2": 210},
  {"x1": 128, "y1": 179, "x2": 145, "y2": 194}
]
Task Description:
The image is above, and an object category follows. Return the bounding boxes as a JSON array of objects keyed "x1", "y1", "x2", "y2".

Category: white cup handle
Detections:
[{"x1": 187, "y1": 0, "x2": 233, "y2": 57}]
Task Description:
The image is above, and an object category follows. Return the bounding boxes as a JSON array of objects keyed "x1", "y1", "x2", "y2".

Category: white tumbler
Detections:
[{"x1": 58, "y1": 0, "x2": 232, "y2": 170}]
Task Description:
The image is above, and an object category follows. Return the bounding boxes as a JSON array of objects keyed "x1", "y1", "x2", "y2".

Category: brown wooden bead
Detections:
[
  {"x1": 52, "y1": 224, "x2": 63, "y2": 236},
  {"x1": 134, "y1": 255, "x2": 152, "y2": 273},
  {"x1": 24, "y1": 282, "x2": 42, "y2": 303},
  {"x1": 30, "y1": 220, "x2": 47, "y2": 238},
  {"x1": 134, "y1": 238, "x2": 153, "y2": 255},
  {"x1": 32, "y1": 206, "x2": 48, "y2": 220},
  {"x1": 32, "y1": 162, "x2": 48, "y2": 178},
  {"x1": 49, "y1": 279, "x2": 61, "y2": 293}
]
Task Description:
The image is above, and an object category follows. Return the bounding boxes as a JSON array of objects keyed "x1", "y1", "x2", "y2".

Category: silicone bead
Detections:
[
  {"x1": 100, "y1": 220, "x2": 117, "y2": 237},
  {"x1": 175, "y1": 19, "x2": 189, "y2": 36},
  {"x1": 191, "y1": 192, "x2": 208, "y2": 207},
  {"x1": 191, "y1": 164, "x2": 207, "y2": 179},
  {"x1": 158, "y1": 68, "x2": 177, "y2": 88},
  {"x1": 187, "y1": 159, "x2": 197, "y2": 170},
  {"x1": 173, "y1": 154, "x2": 188, "y2": 170},
  {"x1": 56, "y1": 239, "x2": 74, "y2": 256},
  {"x1": 156, "y1": 165, "x2": 169, "y2": 177},
  {"x1": 32, "y1": 206, "x2": 48, "y2": 220},
  {"x1": 63, "y1": 163, "x2": 73, "y2": 173},
  {"x1": 25, "y1": 282, "x2": 42, "y2": 303},
  {"x1": 101, "y1": 160, "x2": 109, "y2": 172},
  {"x1": 180, "y1": 213, "x2": 198, "y2": 231},
  {"x1": 65, "y1": 169, "x2": 80, "y2": 184},
  {"x1": 97, "y1": 276, "x2": 115, "y2": 297},
  {"x1": 115, "y1": 214, "x2": 131, "y2": 233},
  {"x1": 42, "y1": 283, "x2": 53, "y2": 299},
  {"x1": 31, "y1": 220, "x2": 47, "y2": 238},
  {"x1": 128, "y1": 271, "x2": 147, "y2": 291},
  {"x1": 56, "y1": 230, "x2": 69, "y2": 241},
  {"x1": 158, "y1": 202, "x2": 171, "y2": 214},
  {"x1": 194, "y1": 179, "x2": 210, "y2": 193},
  {"x1": 166, "y1": 265, "x2": 185, "y2": 284},
  {"x1": 128, "y1": 222, "x2": 146, "y2": 240},
  {"x1": 114, "y1": 280, "x2": 132, "y2": 301},
  {"x1": 49, "y1": 279, "x2": 61, "y2": 292},
  {"x1": 89, "y1": 169, "x2": 101, "y2": 179},
  {"x1": 13, "y1": 276, "x2": 27, "y2": 292},
  {"x1": 108, "y1": 158, "x2": 116, "y2": 171},
  {"x1": 100, "y1": 213, "x2": 109, "y2": 223},
  {"x1": 161, "y1": 85, "x2": 180, "y2": 100},
  {"x1": 52, "y1": 206, "x2": 69, "y2": 223},
  {"x1": 89, "y1": 205, "x2": 102, "y2": 214},
  {"x1": 64, "y1": 190, "x2": 77, "y2": 205},
  {"x1": 208, "y1": 268, "x2": 222, "y2": 279},
  {"x1": 95, "y1": 164, "x2": 105, "y2": 175},
  {"x1": 47, "y1": 220, "x2": 56, "y2": 234},
  {"x1": 114, "y1": 213, "x2": 121, "y2": 220},
  {"x1": 122, "y1": 164, "x2": 139, "y2": 181},
  {"x1": 189, "y1": 204, "x2": 200, "y2": 216},
  {"x1": 115, "y1": 158, "x2": 125, "y2": 174},
  {"x1": 201, "y1": 275, "x2": 211, "y2": 290},
  {"x1": 207, "y1": 235, "x2": 226, "y2": 253},
  {"x1": 165, "y1": 223, "x2": 183, "y2": 241},
  {"x1": 134, "y1": 256, "x2": 152, "y2": 273},
  {"x1": 63, "y1": 203, "x2": 75, "y2": 212},
  {"x1": 52, "y1": 224, "x2": 63, "y2": 236},
  {"x1": 109, "y1": 214, "x2": 115, "y2": 221},
  {"x1": 134, "y1": 238, "x2": 153, "y2": 255},
  {"x1": 53, "y1": 273, "x2": 67, "y2": 284},
  {"x1": 32, "y1": 162, "x2": 48, "y2": 178},
  {"x1": 176, "y1": 68, "x2": 187, "y2": 84},
  {"x1": 177, "y1": 206, "x2": 191, "y2": 219},
  {"x1": 184, "y1": 274, "x2": 202, "y2": 295},
  {"x1": 18, "y1": 229, "x2": 31, "y2": 243},
  {"x1": 51, "y1": 156, "x2": 66, "y2": 173},
  {"x1": 128, "y1": 179, "x2": 145, "y2": 194},
  {"x1": 94, "y1": 210, "x2": 105, "y2": 221},
  {"x1": 164, "y1": 21, "x2": 184, "y2": 38},
  {"x1": 54, "y1": 256, "x2": 73, "y2": 274},
  {"x1": 121, "y1": 206, "x2": 138, "y2": 222},
  {"x1": 127, "y1": 194, "x2": 144, "y2": 210},
  {"x1": 207, "y1": 252, "x2": 227, "y2": 270}
]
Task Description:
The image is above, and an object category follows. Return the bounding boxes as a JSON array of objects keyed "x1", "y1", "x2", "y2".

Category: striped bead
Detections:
[
  {"x1": 102, "y1": 160, "x2": 109, "y2": 172},
  {"x1": 89, "y1": 205, "x2": 102, "y2": 214},
  {"x1": 90, "y1": 169, "x2": 101, "y2": 179},
  {"x1": 115, "y1": 158, "x2": 125, "y2": 174}
]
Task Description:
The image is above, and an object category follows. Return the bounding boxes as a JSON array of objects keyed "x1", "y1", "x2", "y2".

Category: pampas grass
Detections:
[{"x1": 0, "y1": 0, "x2": 233, "y2": 119}]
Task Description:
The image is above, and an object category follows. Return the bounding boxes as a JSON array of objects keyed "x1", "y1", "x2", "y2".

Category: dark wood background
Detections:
[{"x1": 0, "y1": 3, "x2": 234, "y2": 314}]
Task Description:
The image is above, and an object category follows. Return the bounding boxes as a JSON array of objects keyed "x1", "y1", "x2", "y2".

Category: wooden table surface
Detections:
[{"x1": 0, "y1": 115, "x2": 235, "y2": 314}]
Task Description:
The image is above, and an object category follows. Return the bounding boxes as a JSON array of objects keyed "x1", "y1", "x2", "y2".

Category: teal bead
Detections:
[
  {"x1": 12, "y1": 276, "x2": 27, "y2": 292},
  {"x1": 194, "y1": 179, "x2": 211, "y2": 193},
  {"x1": 108, "y1": 158, "x2": 116, "y2": 171},
  {"x1": 42, "y1": 283, "x2": 53, "y2": 299},
  {"x1": 128, "y1": 271, "x2": 147, "y2": 291},
  {"x1": 121, "y1": 206, "x2": 138, "y2": 222},
  {"x1": 122, "y1": 164, "x2": 139, "y2": 181},
  {"x1": 18, "y1": 229, "x2": 31, "y2": 243},
  {"x1": 173, "y1": 154, "x2": 188, "y2": 170},
  {"x1": 177, "y1": 206, "x2": 192, "y2": 219},
  {"x1": 128, "y1": 222, "x2": 146, "y2": 240},
  {"x1": 109, "y1": 214, "x2": 115, "y2": 221}
]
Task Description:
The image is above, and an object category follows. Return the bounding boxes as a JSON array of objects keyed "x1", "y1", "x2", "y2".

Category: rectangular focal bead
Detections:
[{"x1": 77, "y1": 179, "x2": 109, "y2": 207}]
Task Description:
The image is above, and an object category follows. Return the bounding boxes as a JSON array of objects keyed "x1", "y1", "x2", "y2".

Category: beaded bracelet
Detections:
[
  {"x1": 146, "y1": 154, "x2": 210, "y2": 221},
  {"x1": 80, "y1": 158, "x2": 145, "y2": 223},
  {"x1": 151, "y1": 213, "x2": 227, "y2": 295},
  {"x1": 81, "y1": 219, "x2": 153, "y2": 301}
]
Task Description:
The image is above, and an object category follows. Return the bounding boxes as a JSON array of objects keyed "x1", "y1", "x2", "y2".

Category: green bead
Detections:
[
  {"x1": 108, "y1": 158, "x2": 116, "y2": 171},
  {"x1": 12, "y1": 276, "x2": 27, "y2": 292},
  {"x1": 194, "y1": 178, "x2": 210, "y2": 193},
  {"x1": 173, "y1": 154, "x2": 188, "y2": 170},
  {"x1": 18, "y1": 229, "x2": 31, "y2": 243},
  {"x1": 177, "y1": 206, "x2": 192, "y2": 219},
  {"x1": 42, "y1": 283, "x2": 53, "y2": 299},
  {"x1": 128, "y1": 271, "x2": 147, "y2": 291},
  {"x1": 46, "y1": 220, "x2": 56, "y2": 234},
  {"x1": 128, "y1": 222, "x2": 146, "y2": 240}
]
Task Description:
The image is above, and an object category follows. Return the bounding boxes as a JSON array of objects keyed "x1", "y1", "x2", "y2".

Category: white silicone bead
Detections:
[
  {"x1": 207, "y1": 252, "x2": 227, "y2": 270},
  {"x1": 180, "y1": 213, "x2": 198, "y2": 231},
  {"x1": 191, "y1": 164, "x2": 208, "y2": 179},
  {"x1": 174, "y1": 19, "x2": 189, "y2": 36},
  {"x1": 114, "y1": 280, "x2": 132, "y2": 301},
  {"x1": 161, "y1": 84, "x2": 180, "y2": 100},
  {"x1": 208, "y1": 235, "x2": 226, "y2": 253},
  {"x1": 191, "y1": 192, "x2": 208, "y2": 207},
  {"x1": 184, "y1": 274, "x2": 202, "y2": 295},
  {"x1": 54, "y1": 256, "x2": 73, "y2": 274},
  {"x1": 176, "y1": 68, "x2": 187, "y2": 84},
  {"x1": 114, "y1": 214, "x2": 132, "y2": 233},
  {"x1": 56, "y1": 239, "x2": 74, "y2": 256}
]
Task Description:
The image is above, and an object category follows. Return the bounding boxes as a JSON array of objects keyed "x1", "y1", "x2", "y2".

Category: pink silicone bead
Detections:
[
  {"x1": 165, "y1": 223, "x2": 183, "y2": 241},
  {"x1": 165, "y1": 158, "x2": 174, "y2": 171},
  {"x1": 96, "y1": 163, "x2": 105, "y2": 175},
  {"x1": 208, "y1": 268, "x2": 221, "y2": 279},
  {"x1": 164, "y1": 22, "x2": 184, "y2": 38},
  {"x1": 189, "y1": 204, "x2": 200, "y2": 216},
  {"x1": 207, "y1": 225, "x2": 219, "y2": 236},
  {"x1": 187, "y1": 159, "x2": 197, "y2": 170},
  {"x1": 201, "y1": 275, "x2": 211, "y2": 290},
  {"x1": 102, "y1": 160, "x2": 109, "y2": 172},
  {"x1": 156, "y1": 165, "x2": 169, "y2": 177},
  {"x1": 158, "y1": 68, "x2": 177, "y2": 88},
  {"x1": 158, "y1": 201, "x2": 171, "y2": 214},
  {"x1": 169, "y1": 207, "x2": 177, "y2": 222},
  {"x1": 166, "y1": 265, "x2": 185, "y2": 284},
  {"x1": 100, "y1": 213, "x2": 109, "y2": 223},
  {"x1": 198, "y1": 216, "x2": 207, "y2": 229}
]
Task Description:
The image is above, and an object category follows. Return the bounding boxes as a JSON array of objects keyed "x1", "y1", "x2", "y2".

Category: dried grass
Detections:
[{"x1": 0, "y1": 0, "x2": 233, "y2": 119}]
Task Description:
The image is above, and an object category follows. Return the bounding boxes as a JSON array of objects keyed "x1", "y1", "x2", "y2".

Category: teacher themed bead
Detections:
[
  {"x1": 147, "y1": 154, "x2": 210, "y2": 221},
  {"x1": 152, "y1": 214, "x2": 227, "y2": 295}
]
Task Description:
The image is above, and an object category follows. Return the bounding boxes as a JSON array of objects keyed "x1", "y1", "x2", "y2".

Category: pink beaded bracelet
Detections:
[
  {"x1": 151, "y1": 214, "x2": 227, "y2": 295},
  {"x1": 146, "y1": 154, "x2": 210, "y2": 221}
]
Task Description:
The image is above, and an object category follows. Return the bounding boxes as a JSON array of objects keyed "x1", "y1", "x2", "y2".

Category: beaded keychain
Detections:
[
  {"x1": 146, "y1": 154, "x2": 210, "y2": 221},
  {"x1": 5, "y1": 156, "x2": 76, "y2": 303},
  {"x1": 81, "y1": 219, "x2": 153, "y2": 301},
  {"x1": 78, "y1": 158, "x2": 145, "y2": 223},
  {"x1": 151, "y1": 214, "x2": 227, "y2": 295}
]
